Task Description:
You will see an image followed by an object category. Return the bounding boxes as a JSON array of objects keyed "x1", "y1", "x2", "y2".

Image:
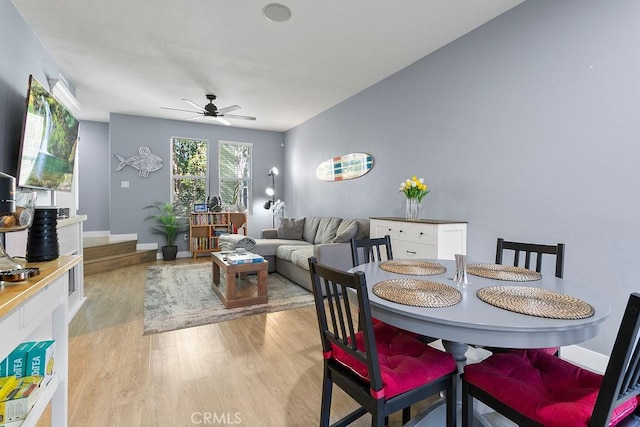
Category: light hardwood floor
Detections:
[{"x1": 36, "y1": 258, "x2": 437, "y2": 426}]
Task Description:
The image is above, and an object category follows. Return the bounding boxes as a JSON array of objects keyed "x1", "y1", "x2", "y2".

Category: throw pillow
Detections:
[
  {"x1": 277, "y1": 217, "x2": 305, "y2": 240},
  {"x1": 355, "y1": 219, "x2": 371, "y2": 240},
  {"x1": 314, "y1": 217, "x2": 343, "y2": 244},
  {"x1": 333, "y1": 219, "x2": 358, "y2": 243},
  {"x1": 303, "y1": 216, "x2": 321, "y2": 243}
]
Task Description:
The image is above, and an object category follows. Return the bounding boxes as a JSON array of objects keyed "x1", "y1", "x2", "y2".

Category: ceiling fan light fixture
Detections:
[{"x1": 263, "y1": 3, "x2": 292, "y2": 22}]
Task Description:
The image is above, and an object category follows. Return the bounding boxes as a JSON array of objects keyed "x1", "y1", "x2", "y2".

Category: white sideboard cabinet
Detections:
[{"x1": 370, "y1": 217, "x2": 467, "y2": 260}]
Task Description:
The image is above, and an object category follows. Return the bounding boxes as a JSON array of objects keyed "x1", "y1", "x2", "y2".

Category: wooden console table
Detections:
[{"x1": 0, "y1": 255, "x2": 82, "y2": 427}]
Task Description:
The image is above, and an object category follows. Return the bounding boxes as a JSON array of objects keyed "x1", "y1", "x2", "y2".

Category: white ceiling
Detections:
[{"x1": 12, "y1": 0, "x2": 523, "y2": 132}]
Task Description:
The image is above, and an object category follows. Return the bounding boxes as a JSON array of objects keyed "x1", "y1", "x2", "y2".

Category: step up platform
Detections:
[{"x1": 83, "y1": 237, "x2": 157, "y2": 275}]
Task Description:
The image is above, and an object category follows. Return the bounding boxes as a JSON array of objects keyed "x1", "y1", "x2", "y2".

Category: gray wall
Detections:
[
  {"x1": 109, "y1": 113, "x2": 284, "y2": 250},
  {"x1": 77, "y1": 120, "x2": 110, "y2": 231},
  {"x1": 0, "y1": 1, "x2": 65, "y2": 177},
  {"x1": 284, "y1": 0, "x2": 640, "y2": 355}
]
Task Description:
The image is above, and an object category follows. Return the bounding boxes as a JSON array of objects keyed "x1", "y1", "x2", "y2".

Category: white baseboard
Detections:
[
  {"x1": 110, "y1": 233, "x2": 138, "y2": 242},
  {"x1": 83, "y1": 230, "x2": 110, "y2": 238},
  {"x1": 561, "y1": 345, "x2": 608, "y2": 374},
  {"x1": 137, "y1": 243, "x2": 158, "y2": 251}
]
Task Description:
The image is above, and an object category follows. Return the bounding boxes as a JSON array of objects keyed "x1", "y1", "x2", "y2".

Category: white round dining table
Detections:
[
  {"x1": 350, "y1": 259, "x2": 610, "y2": 351},
  {"x1": 349, "y1": 259, "x2": 611, "y2": 426}
]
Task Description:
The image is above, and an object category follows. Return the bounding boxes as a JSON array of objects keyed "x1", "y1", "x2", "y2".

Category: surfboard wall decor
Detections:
[{"x1": 315, "y1": 152, "x2": 374, "y2": 182}]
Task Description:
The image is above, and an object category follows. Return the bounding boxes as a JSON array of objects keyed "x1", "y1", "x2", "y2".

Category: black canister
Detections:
[{"x1": 26, "y1": 207, "x2": 59, "y2": 262}]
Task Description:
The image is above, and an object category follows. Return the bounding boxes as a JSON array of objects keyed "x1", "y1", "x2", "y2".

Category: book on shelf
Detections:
[
  {"x1": 0, "y1": 376, "x2": 43, "y2": 424},
  {"x1": 226, "y1": 253, "x2": 264, "y2": 265}
]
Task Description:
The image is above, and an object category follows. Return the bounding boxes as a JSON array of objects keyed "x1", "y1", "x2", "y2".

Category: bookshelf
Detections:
[{"x1": 189, "y1": 212, "x2": 247, "y2": 258}]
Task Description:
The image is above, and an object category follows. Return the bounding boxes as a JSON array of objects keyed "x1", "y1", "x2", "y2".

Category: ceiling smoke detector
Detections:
[{"x1": 262, "y1": 3, "x2": 292, "y2": 22}]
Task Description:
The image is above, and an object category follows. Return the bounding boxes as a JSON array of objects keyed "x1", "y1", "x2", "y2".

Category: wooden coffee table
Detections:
[{"x1": 211, "y1": 252, "x2": 268, "y2": 308}]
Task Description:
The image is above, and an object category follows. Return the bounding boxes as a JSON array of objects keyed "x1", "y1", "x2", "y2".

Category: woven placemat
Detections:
[
  {"x1": 467, "y1": 264, "x2": 542, "y2": 282},
  {"x1": 379, "y1": 260, "x2": 446, "y2": 276},
  {"x1": 477, "y1": 286, "x2": 595, "y2": 319},
  {"x1": 373, "y1": 279, "x2": 461, "y2": 308}
]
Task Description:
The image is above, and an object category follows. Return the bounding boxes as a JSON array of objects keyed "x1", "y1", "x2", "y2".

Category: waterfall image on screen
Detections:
[{"x1": 17, "y1": 75, "x2": 79, "y2": 192}]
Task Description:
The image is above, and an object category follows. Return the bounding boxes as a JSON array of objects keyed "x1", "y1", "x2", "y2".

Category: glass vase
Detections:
[{"x1": 405, "y1": 198, "x2": 420, "y2": 221}]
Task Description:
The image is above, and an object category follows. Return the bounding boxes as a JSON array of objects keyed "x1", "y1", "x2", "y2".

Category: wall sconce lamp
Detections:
[{"x1": 263, "y1": 167, "x2": 279, "y2": 227}]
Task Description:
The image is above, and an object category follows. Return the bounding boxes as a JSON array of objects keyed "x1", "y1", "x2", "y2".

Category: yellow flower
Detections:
[{"x1": 399, "y1": 175, "x2": 430, "y2": 202}]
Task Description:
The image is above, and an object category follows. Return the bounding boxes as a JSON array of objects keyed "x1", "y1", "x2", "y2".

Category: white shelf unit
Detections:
[
  {"x1": 4, "y1": 216, "x2": 87, "y2": 322},
  {"x1": 0, "y1": 255, "x2": 81, "y2": 427}
]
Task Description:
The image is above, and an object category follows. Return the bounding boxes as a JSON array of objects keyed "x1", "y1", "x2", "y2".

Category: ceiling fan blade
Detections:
[
  {"x1": 161, "y1": 107, "x2": 200, "y2": 113},
  {"x1": 217, "y1": 105, "x2": 240, "y2": 115},
  {"x1": 186, "y1": 115, "x2": 203, "y2": 121},
  {"x1": 183, "y1": 99, "x2": 206, "y2": 112},
  {"x1": 222, "y1": 114, "x2": 256, "y2": 121},
  {"x1": 214, "y1": 116, "x2": 231, "y2": 126}
]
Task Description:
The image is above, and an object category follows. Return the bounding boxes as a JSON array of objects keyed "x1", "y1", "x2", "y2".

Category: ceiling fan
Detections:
[{"x1": 161, "y1": 94, "x2": 256, "y2": 126}]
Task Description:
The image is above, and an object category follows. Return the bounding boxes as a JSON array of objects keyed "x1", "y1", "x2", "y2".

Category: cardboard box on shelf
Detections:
[
  {"x1": 5, "y1": 343, "x2": 36, "y2": 379},
  {"x1": 25, "y1": 341, "x2": 55, "y2": 386}
]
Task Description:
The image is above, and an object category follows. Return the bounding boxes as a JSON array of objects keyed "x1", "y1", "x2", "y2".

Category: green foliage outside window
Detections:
[
  {"x1": 219, "y1": 142, "x2": 252, "y2": 213},
  {"x1": 171, "y1": 138, "x2": 208, "y2": 215}
]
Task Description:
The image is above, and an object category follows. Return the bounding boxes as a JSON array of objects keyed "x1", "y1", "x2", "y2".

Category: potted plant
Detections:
[{"x1": 144, "y1": 201, "x2": 188, "y2": 261}]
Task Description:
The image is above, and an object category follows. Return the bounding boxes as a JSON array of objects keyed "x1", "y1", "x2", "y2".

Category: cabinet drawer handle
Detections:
[
  {"x1": 399, "y1": 230, "x2": 404, "y2": 233},
  {"x1": 406, "y1": 250, "x2": 417, "y2": 254},
  {"x1": 419, "y1": 232, "x2": 424, "y2": 236}
]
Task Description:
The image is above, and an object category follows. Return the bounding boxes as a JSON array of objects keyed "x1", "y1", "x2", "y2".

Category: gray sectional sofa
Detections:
[{"x1": 251, "y1": 216, "x2": 370, "y2": 292}]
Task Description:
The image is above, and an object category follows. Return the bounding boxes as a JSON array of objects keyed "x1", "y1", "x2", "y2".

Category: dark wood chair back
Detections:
[
  {"x1": 350, "y1": 235, "x2": 393, "y2": 267},
  {"x1": 309, "y1": 256, "x2": 458, "y2": 426},
  {"x1": 496, "y1": 237, "x2": 565, "y2": 278},
  {"x1": 308, "y1": 257, "x2": 384, "y2": 392},
  {"x1": 590, "y1": 292, "x2": 640, "y2": 425}
]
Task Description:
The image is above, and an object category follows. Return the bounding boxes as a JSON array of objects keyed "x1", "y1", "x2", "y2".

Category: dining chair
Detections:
[
  {"x1": 308, "y1": 257, "x2": 458, "y2": 427},
  {"x1": 350, "y1": 235, "x2": 393, "y2": 267},
  {"x1": 494, "y1": 237, "x2": 566, "y2": 356},
  {"x1": 496, "y1": 237, "x2": 565, "y2": 278},
  {"x1": 462, "y1": 292, "x2": 640, "y2": 427}
]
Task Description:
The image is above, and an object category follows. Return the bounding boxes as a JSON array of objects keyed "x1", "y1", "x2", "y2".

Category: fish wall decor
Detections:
[{"x1": 114, "y1": 146, "x2": 163, "y2": 177}]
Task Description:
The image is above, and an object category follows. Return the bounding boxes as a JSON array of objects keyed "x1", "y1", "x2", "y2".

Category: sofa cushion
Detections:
[
  {"x1": 333, "y1": 219, "x2": 359, "y2": 243},
  {"x1": 276, "y1": 245, "x2": 314, "y2": 270},
  {"x1": 303, "y1": 216, "x2": 321, "y2": 243},
  {"x1": 252, "y1": 239, "x2": 310, "y2": 257},
  {"x1": 314, "y1": 217, "x2": 343, "y2": 244},
  {"x1": 277, "y1": 217, "x2": 305, "y2": 240}
]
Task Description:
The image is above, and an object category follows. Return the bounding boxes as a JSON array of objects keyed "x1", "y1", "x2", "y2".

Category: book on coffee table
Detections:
[{"x1": 226, "y1": 253, "x2": 264, "y2": 265}]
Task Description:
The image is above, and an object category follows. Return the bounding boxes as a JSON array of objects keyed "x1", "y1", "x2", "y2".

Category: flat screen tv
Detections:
[{"x1": 17, "y1": 75, "x2": 79, "y2": 192}]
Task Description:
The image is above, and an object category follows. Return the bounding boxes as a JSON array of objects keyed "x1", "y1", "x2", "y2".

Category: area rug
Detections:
[{"x1": 143, "y1": 263, "x2": 315, "y2": 335}]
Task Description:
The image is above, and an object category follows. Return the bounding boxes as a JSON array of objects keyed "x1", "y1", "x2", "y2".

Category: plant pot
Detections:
[{"x1": 161, "y1": 245, "x2": 178, "y2": 261}]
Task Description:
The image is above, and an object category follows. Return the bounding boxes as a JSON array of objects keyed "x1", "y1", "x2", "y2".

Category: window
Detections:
[
  {"x1": 218, "y1": 141, "x2": 252, "y2": 214},
  {"x1": 171, "y1": 137, "x2": 208, "y2": 215}
]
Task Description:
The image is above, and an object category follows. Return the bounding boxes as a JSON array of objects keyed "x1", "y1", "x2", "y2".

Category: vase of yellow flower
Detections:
[{"x1": 399, "y1": 176, "x2": 429, "y2": 221}]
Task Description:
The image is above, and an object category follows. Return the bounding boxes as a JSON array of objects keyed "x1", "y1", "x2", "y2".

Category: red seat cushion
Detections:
[
  {"x1": 464, "y1": 349, "x2": 638, "y2": 426},
  {"x1": 330, "y1": 322, "x2": 457, "y2": 399}
]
